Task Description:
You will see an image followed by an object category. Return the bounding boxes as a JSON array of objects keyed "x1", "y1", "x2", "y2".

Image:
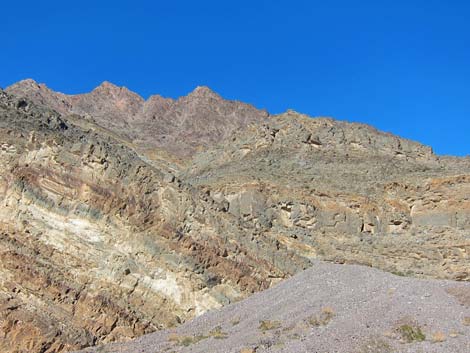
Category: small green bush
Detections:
[{"x1": 397, "y1": 324, "x2": 425, "y2": 342}]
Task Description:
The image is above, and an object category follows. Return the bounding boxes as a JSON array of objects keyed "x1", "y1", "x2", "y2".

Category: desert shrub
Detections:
[
  {"x1": 258, "y1": 320, "x2": 281, "y2": 332},
  {"x1": 231, "y1": 318, "x2": 240, "y2": 326},
  {"x1": 307, "y1": 307, "x2": 335, "y2": 326},
  {"x1": 431, "y1": 331, "x2": 446, "y2": 343},
  {"x1": 397, "y1": 324, "x2": 425, "y2": 342},
  {"x1": 209, "y1": 325, "x2": 228, "y2": 339},
  {"x1": 168, "y1": 333, "x2": 207, "y2": 346}
]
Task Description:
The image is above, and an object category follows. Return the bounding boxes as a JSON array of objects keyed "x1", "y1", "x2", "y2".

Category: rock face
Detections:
[
  {"x1": 0, "y1": 82, "x2": 469, "y2": 352},
  {"x1": 184, "y1": 111, "x2": 470, "y2": 281},
  {"x1": 6, "y1": 80, "x2": 269, "y2": 157},
  {"x1": 0, "y1": 91, "x2": 271, "y2": 353}
]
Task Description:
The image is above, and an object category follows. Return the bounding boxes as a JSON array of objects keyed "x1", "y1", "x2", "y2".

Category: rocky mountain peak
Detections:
[
  {"x1": 92, "y1": 80, "x2": 120, "y2": 95},
  {"x1": 6, "y1": 79, "x2": 71, "y2": 114},
  {"x1": 6, "y1": 80, "x2": 268, "y2": 157},
  {"x1": 95, "y1": 80, "x2": 119, "y2": 89},
  {"x1": 7, "y1": 79, "x2": 49, "y2": 94},
  {"x1": 8, "y1": 78, "x2": 39, "y2": 88},
  {"x1": 187, "y1": 85, "x2": 222, "y2": 100},
  {"x1": 89, "y1": 81, "x2": 145, "y2": 105}
]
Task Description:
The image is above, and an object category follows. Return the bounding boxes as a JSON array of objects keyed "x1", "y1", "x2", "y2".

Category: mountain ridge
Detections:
[
  {"x1": 6, "y1": 79, "x2": 269, "y2": 157},
  {"x1": 0, "y1": 82, "x2": 469, "y2": 352}
]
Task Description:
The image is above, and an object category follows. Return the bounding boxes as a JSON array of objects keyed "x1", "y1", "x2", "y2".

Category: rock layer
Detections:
[
  {"x1": 185, "y1": 111, "x2": 470, "y2": 281},
  {"x1": 0, "y1": 90, "x2": 279, "y2": 353},
  {"x1": 0, "y1": 82, "x2": 469, "y2": 352}
]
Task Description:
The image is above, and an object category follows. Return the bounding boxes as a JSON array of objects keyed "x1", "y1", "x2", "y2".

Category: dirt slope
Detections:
[{"x1": 79, "y1": 261, "x2": 470, "y2": 353}]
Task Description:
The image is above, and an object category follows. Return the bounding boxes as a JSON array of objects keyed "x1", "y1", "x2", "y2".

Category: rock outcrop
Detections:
[
  {"x1": 185, "y1": 111, "x2": 470, "y2": 281},
  {"x1": 6, "y1": 79, "x2": 269, "y2": 157},
  {"x1": 1, "y1": 82, "x2": 469, "y2": 352}
]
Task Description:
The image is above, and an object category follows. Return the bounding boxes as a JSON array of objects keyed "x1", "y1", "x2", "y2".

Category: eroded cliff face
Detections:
[
  {"x1": 185, "y1": 111, "x2": 470, "y2": 280},
  {"x1": 0, "y1": 84, "x2": 469, "y2": 352}
]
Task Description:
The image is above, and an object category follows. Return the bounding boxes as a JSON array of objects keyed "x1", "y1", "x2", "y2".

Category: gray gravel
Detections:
[{"x1": 77, "y1": 261, "x2": 470, "y2": 353}]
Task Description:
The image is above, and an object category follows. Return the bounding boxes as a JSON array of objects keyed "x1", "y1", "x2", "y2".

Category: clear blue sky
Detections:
[{"x1": 1, "y1": 0, "x2": 469, "y2": 156}]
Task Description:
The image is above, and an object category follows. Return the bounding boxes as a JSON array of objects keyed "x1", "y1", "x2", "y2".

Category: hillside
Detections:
[
  {"x1": 76, "y1": 261, "x2": 470, "y2": 353},
  {"x1": 0, "y1": 81, "x2": 469, "y2": 352}
]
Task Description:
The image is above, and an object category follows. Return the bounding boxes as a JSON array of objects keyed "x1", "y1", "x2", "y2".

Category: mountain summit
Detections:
[{"x1": 6, "y1": 80, "x2": 268, "y2": 157}]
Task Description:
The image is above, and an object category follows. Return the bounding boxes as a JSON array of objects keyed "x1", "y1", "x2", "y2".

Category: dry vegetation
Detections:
[
  {"x1": 167, "y1": 325, "x2": 229, "y2": 347},
  {"x1": 208, "y1": 326, "x2": 228, "y2": 339},
  {"x1": 306, "y1": 307, "x2": 335, "y2": 327},
  {"x1": 431, "y1": 331, "x2": 446, "y2": 343},
  {"x1": 168, "y1": 333, "x2": 208, "y2": 347},
  {"x1": 396, "y1": 324, "x2": 426, "y2": 343},
  {"x1": 231, "y1": 318, "x2": 240, "y2": 326},
  {"x1": 258, "y1": 320, "x2": 282, "y2": 332}
]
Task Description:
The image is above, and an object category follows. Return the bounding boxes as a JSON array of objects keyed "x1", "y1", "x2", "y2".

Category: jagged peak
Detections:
[
  {"x1": 7, "y1": 78, "x2": 42, "y2": 90},
  {"x1": 94, "y1": 81, "x2": 122, "y2": 92},
  {"x1": 187, "y1": 85, "x2": 221, "y2": 100},
  {"x1": 92, "y1": 81, "x2": 144, "y2": 101},
  {"x1": 5, "y1": 79, "x2": 62, "y2": 99},
  {"x1": 16, "y1": 78, "x2": 39, "y2": 86}
]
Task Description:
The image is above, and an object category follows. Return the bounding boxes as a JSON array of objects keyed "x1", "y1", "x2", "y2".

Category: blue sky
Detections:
[{"x1": 1, "y1": 0, "x2": 469, "y2": 156}]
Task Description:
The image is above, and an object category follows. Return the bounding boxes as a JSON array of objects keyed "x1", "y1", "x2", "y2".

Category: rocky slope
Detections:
[
  {"x1": 6, "y1": 79, "x2": 269, "y2": 157},
  {"x1": 76, "y1": 261, "x2": 470, "y2": 353},
  {"x1": 0, "y1": 90, "x2": 274, "y2": 353},
  {"x1": 0, "y1": 81, "x2": 469, "y2": 352},
  {"x1": 184, "y1": 111, "x2": 470, "y2": 281}
]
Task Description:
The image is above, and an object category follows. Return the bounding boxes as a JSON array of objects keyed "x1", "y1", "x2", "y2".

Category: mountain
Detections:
[
  {"x1": 0, "y1": 81, "x2": 469, "y2": 352},
  {"x1": 76, "y1": 261, "x2": 470, "y2": 353},
  {"x1": 6, "y1": 79, "x2": 269, "y2": 157}
]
